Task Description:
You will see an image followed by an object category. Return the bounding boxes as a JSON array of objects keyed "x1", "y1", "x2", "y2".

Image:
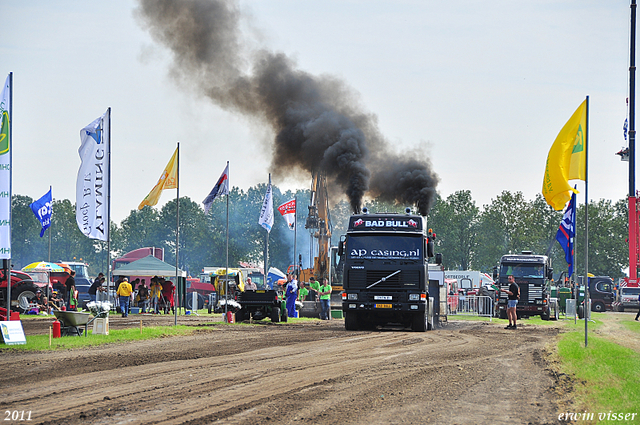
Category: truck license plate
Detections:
[
  {"x1": 375, "y1": 304, "x2": 392, "y2": 308},
  {"x1": 374, "y1": 295, "x2": 392, "y2": 301}
]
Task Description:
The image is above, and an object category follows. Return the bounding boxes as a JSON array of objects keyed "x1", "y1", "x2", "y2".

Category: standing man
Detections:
[
  {"x1": 285, "y1": 274, "x2": 298, "y2": 318},
  {"x1": 116, "y1": 277, "x2": 133, "y2": 318},
  {"x1": 500, "y1": 275, "x2": 519, "y2": 329},
  {"x1": 88, "y1": 272, "x2": 105, "y2": 302},
  {"x1": 635, "y1": 291, "x2": 640, "y2": 321},
  {"x1": 150, "y1": 277, "x2": 162, "y2": 314},
  {"x1": 319, "y1": 278, "x2": 332, "y2": 320},
  {"x1": 65, "y1": 270, "x2": 76, "y2": 309}
]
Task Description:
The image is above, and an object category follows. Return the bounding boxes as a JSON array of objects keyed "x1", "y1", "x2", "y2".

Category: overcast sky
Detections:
[{"x1": 1, "y1": 0, "x2": 634, "y2": 223}]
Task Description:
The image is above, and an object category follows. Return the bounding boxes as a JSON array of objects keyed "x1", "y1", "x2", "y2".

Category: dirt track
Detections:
[{"x1": 1, "y1": 316, "x2": 563, "y2": 424}]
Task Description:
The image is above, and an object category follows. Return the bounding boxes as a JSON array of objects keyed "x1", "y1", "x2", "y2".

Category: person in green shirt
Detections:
[
  {"x1": 308, "y1": 277, "x2": 321, "y2": 302},
  {"x1": 319, "y1": 279, "x2": 332, "y2": 320},
  {"x1": 298, "y1": 282, "x2": 309, "y2": 301}
]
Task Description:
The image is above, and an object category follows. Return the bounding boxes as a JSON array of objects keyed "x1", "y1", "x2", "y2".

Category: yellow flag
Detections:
[
  {"x1": 138, "y1": 147, "x2": 178, "y2": 210},
  {"x1": 542, "y1": 99, "x2": 587, "y2": 210}
]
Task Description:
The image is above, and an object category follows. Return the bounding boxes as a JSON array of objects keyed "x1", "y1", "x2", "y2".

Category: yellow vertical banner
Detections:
[{"x1": 542, "y1": 99, "x2": 587, "y2": 210}]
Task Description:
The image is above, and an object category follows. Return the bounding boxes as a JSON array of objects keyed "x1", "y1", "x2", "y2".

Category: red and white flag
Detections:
[{"x1": 277, "y1": 199, "x2": 296, "y2": 231}]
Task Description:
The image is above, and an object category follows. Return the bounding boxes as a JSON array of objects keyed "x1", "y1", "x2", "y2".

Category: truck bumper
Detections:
[{"x1": 342, "y1": 301, "x2": 426, "y2": 313}]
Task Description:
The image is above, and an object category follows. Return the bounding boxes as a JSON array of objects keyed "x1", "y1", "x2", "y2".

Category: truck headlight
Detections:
[
  {"x1": 409, "y1": 294, "x2": 420, "y2": 301},
  {"x1": 347, "y1": 293, "x2": 358, "y2": 300}
]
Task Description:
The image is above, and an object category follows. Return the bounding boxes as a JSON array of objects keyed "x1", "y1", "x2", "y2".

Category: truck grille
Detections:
[
  {"x1": 528, "y1": 284, "x2": 542, "y2": 301},
  {"x1": 348, "y1": 269, "x2": 419, "y2": 289}
]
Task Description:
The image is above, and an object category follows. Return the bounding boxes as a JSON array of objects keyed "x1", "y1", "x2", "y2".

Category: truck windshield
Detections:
[
  {"x1": 500, "y1": 263, "x2": 544, "y2": 278},
  {"x1": 347, "y1": 234, "x2": 423, "y2": 261}
]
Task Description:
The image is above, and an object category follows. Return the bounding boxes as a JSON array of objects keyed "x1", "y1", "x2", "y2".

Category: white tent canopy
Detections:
[{"x1": 112, "y1": 255, "x2": 186, "y2": 277}]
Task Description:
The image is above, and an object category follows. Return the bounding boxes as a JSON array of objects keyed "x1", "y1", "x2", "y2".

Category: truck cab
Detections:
[
  {"x1": 496, "y1": 252, "x2": 554, "y2": 320},
  {"x1": 576, "y1": 276, "x2": 615, "y2": 312},
  {"x1": 340, "y1": 210, "x2": 435, "y2": 331}
]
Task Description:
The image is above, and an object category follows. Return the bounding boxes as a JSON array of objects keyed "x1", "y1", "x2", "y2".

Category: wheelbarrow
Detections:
[{"x1": 53, "y1": 311, "x2": 91, "y2": 336}]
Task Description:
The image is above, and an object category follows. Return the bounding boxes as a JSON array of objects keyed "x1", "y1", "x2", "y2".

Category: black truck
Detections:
[
  {"x1": 235, "y1": 289, "x2": 288, "y2": 323},
  {"x1": 340, "y1": 209, "x2": 436, "y2": 331},
  {"x1": 496, "y1": 251, "x2": 555, "y2": 320}
]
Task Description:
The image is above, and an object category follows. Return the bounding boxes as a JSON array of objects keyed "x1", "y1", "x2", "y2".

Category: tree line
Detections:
[{"x1": 9, "y1": 188, "x2": 628, "y2": 279}]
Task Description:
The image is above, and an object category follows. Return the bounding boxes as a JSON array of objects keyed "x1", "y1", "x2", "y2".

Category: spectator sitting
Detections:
[
  {"x1": 298, "y1": 281, "x2": 309, "y2": 302},
  {"x1": 39, "y1": 296, "x2": 52, "y2": 315},
  {"x1": 244, "y1": 277, "x2": 257, "y2": 291},
  {"x1": 34, "y1": 289, "x2": 44, "y2": 306},
  {"x1": 49, "y1": 290, "x2": 63, "y2": 309},
  {"x1": 137, "y1": 283, "x2": 149, "y2": 313}
]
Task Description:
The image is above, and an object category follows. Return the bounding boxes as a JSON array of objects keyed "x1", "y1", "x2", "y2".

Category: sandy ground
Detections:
[{"x1": 0, "y1": 315, "x2": 566, "y2": 425}]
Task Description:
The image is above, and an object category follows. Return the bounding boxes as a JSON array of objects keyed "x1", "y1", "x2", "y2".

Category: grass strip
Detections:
[
  {"x1": 2, "y1": 325, "x2": 199, "y2": 351},
  {"x1": 556, "y1": 330, "x2": 640, "y2": 423}
]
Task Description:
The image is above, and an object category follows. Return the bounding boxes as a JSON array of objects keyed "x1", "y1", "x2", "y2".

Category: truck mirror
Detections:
[
  {"x1": 427, "y1": 240, "x2": 434, "y2": 258},
  {"x1": 547, "y1": 268, "x2": 553, "y2": 280},
  {"x1": 338, "y1": 242, "x2": 344, "y2": 256},
  {"x1": 435, "y1": 253, "x2": 442, "y2": 265},
  {"x1": 492, "y1": 266, "x2": 498, "y2": 281}
]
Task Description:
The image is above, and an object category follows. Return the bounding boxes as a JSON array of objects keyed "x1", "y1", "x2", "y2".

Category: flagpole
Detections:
[
  {"x1": 584, "y1": 95, "x2": 590, "y2": 347},
  {"x1": 175, "y1": 142, "x2": 180, "y2": 326},
  {"x1": 106, "y1": 108, "x2": 112, "y2": 308},
  {"x1": 225, "y1": 161, "x2": 229, "y2": 317},
  {"x1": 264, "y1": 174, "x2": 271, "y2": 288},
  {"x1": 48, "y1": 186, "x2": 52, "y2": 262},
  {"x1": 4, "y1": 72, "x2": 12, "y2": 318}
]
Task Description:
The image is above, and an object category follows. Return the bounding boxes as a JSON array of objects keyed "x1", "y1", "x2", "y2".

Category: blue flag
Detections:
[
  {"x1": 555, "y1": 190, "x2": 576, "y2": 276},
  {"x1": 30, "y1": 188, "x2": 52, "y2": 237}
]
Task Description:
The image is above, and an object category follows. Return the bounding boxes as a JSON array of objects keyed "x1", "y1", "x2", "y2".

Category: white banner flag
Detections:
[
  {"x1": 0, "y1": 74, "x2": 11, "y2": 259},
  {"x1": 258, "y1": 181, "x2": 274, "y2": 232},
  {"x1": 76, "y1": 109, "x2": 110, "y2": 241}
]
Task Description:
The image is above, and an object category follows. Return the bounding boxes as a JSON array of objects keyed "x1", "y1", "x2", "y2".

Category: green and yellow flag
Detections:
[
  {"x1": 542, "y1": 99, "x2": 587, "y2": 210},
  {"x1": 138, "y1": 147, "x2": 178, "y2": 210}
]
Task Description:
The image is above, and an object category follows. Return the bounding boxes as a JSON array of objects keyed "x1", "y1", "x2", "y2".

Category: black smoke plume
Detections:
[{"x1": 135, "y1": 0, "x2": 438, "y2": 215}]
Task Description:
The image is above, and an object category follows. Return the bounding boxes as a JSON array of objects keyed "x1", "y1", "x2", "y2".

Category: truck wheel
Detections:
[
  {"x1": 236, "y1": 308, "x2": 246, "y2": 322},
  {"x1": 578, "y1": 305, "x2": 584, "y2": 319},
  {"x1": 281, "y1": 307, "x2": 288, "y2": 322},
  {"x1": 617, "y1": 305, "x2": 625, "y2": 312},
  {"x1": 499, "y1": 309, "x2": 507, "y2": 320},
  {"x1": 541, "y1": 307, "x2": 550, "y2": 321},
  {"x1": 13, "y1": 282, "x2": 40, "y2": 313},
  {"x1": 592, "y1": 302, "x2": 605, "y2": 313},
  {"x1": 412, "y1": 310, "x2": 428, "y2": 332},
  {"x1": 270, "y1": 307, "x2": 281, "y2": 323},
  {"x1": 344, "y1": 311, "x2": 359, "y2": 331}
]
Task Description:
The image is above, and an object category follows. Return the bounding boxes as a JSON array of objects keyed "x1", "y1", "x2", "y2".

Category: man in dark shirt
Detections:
[
  {"x1": 88, "y1": 273, "x2": 105, "y2": 302},
  {"x1": 500, "y1": 274, "x2": 520, "y2": 329},
  {"x1": 65, "y1": 271, "x2": 76, "y2": 308}
]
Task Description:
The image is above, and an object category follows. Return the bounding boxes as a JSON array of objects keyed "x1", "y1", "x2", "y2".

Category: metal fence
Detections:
[{"x1": 446, "y1": 295, "x2": 494, "y2": 320}]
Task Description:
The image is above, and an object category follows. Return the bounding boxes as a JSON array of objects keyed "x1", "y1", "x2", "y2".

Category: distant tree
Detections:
[
  {"x1": 159, "y1": 197, "x2": 211, "y2": 277},
  {"x1": 49, "y1": 199, "x2": 96, "y2": 266},
  {"x1": 574, "y1": 199, "x2": 627, "y2": 279}
]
